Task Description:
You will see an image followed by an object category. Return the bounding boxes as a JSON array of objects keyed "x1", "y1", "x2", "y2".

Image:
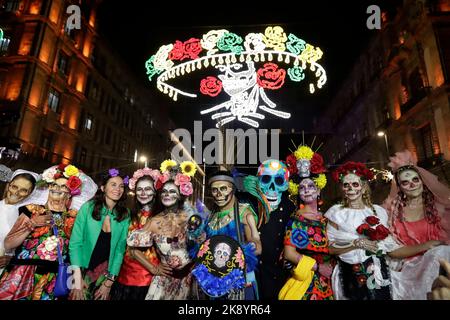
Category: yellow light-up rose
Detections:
[
  {"x1": 263, "y1": 26, "x2": 287, "y2": 51},
  {"x1": 63, "y1": 165, "x2": 79, "y2": 178},
  {"x1": 180, "y1": 161, "x2": 197, "y2": 177},
  {"x1": 294, "y1": 146, "x2": 314, "y2": 161},
  {"x1": 160, "y1": 159, "x2": 177, "y2": 173}
]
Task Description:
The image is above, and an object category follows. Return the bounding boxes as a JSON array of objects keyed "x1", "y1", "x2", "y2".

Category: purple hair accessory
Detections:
[
  {"x1": 123, "y1": 176, "x2": 129, "y2": 185},
  {"x1": 109, "y1": 168, "x2": 119, "y2": 177}
]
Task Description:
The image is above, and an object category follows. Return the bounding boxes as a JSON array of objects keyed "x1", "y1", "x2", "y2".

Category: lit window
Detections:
[
  {"x1": 48, "y1": 89, "x2": 60, "y2": 113},
  {"x1": 57, "y1": 51, "x2": 70, "y2": 76},
  {"x1": 85, "y1": 117, "x2": 92, "y2": 131},
  {"x1": 0, "y1": 36, "x2": 11, "y2": 55}
]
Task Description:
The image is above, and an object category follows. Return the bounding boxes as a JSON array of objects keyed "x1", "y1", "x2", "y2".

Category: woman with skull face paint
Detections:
[
  {"x1": 325, "y1": 162, "x2": 400, "y2": 300},
  {"x1": 69, "y1": 169, "x2": 130, "y2": 300},
  {"x1": 0, "y1": 164, "x2": 97, "y2": 300},
  {"x1": 110, "y1": 168, "x2": 162, "y2": 300},
  {"x1": 279, "y1": 146, "x2": 336, "y2": 300},
  {"x1": 0, "y1": 169, "x2": 42, "y2": 275},
  {"x1": 127, "y1": 160, "x2": 199, "y2": 300},
  {"x1": 381, "y1": 150, "x2": 450, "y2": 299}
]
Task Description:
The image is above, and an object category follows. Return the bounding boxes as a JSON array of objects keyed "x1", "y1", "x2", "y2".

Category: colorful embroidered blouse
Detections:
[{"x1": 284, "y1": 212, "x2": 335, "y2": 300}]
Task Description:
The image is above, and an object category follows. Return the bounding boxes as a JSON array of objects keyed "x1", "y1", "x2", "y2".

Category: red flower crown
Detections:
[{"x1": 332, "y1": 161, "x2": 374, "y2": 183}]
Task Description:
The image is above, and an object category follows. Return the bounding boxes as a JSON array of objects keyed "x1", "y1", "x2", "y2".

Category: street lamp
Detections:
[
  {"x1": 377, "y1": 131, "x2": 390, "y2": 156},
  {"x1": 139, "y1": 155, "x2": 148, "y2": 168}
]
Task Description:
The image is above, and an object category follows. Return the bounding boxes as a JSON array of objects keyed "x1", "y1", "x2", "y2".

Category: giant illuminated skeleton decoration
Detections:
[{"x1": 145, "y1": 26, "x2": 327, "y2": 128}]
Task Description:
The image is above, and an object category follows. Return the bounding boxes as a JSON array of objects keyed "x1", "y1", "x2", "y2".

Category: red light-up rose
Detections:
[
  {"x1": 200, "y1": 76, "x2": 223, "y2": 97},
  {"x1": 257, "y1": 63, "x2": 286, "y2": 90}
]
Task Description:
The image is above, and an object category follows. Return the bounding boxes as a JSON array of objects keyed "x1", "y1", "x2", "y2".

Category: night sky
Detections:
[{"x1": 97, "y1": 0, "x2": 400, "y2": 133}]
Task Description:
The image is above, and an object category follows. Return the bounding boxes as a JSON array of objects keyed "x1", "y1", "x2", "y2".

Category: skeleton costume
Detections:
[
  {"x1": 0, "y1": 164, "x2": 97, "y2": 300},
  {"x1": 256, "y1": 160, "x2": 294, "y2": 299},
  {"x1": 280, "y1": 146, "x2": 336, "y2": 300},
  {"x1": 193, "y1": 170, "x2": 260, "y2": 300},
  {"x1": 382, "y1": 150, "x2": 450, "y2": 300},
  {"x1": 127, "y1": 160, "x2": 200, "y2": 300},
  {"x1": 325, "y1": 162, "x2": 399, "y2": 300}
]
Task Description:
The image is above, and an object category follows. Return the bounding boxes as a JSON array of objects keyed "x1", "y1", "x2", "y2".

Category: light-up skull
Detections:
[
  {"x1": 257, "y1": 160, "x2": 289, "y2": 210},
  {"x1": 297, "y1": 159, "x2": 311, "y2": 178},
  {"x1": 341, "y1": 173, "x2": 364, "y2": 202},
  {"x1": 397, "y1": 169, "x2": 423, "y2": 199},
  {"x1": 213, "y1": 242, "x2": 232, "y2": 268}
]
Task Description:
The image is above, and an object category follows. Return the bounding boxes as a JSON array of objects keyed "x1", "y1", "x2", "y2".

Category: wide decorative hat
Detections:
[
  {"x1": 192, "y1": 235, "x2": 246, "y2": 297},
  {"x1": 145, "y1": 26, "x2": 327, "y2": 128}
]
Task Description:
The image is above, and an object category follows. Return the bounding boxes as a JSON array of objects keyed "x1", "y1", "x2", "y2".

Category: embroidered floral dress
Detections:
[
  {"x1": 284, "y1": 212, "x2": 336, "y2": 300},
  {"x1": 111, "y1": 209, "x2": 159, "y2": 300},
  {"x1": 0, "y1": 205, "x2": 77, "y2": 300},
  {"x1": 127, "y1": 210, "x2": 193, "y2": 300}
]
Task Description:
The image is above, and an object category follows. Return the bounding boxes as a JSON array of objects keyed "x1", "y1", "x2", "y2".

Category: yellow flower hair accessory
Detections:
[
  {"x1": 288, "y1": 181, "x2": 299, "y2": 196},
  {"x1": 63, "y1": 165, "x2": 80, "y2": 178},
  {"x1": 160, "y1": 159, "x2": 177, "y2": 173},
  {"x1": 180, "y1": 161, "x2": 197, "y2": 177},
  {"x1": 313, "y1": 173, "x2": 327, "y2": 190},
  {"x1": 294, "y1": 146, "x2": 314, "y2": 161}
]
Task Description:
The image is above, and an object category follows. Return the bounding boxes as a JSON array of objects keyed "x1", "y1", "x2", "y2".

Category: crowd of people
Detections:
[{"x1": 0, "y1": 147, "x2": 449, "y2": 300}]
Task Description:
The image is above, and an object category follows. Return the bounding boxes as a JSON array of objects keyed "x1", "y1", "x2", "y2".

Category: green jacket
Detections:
[{"x1": 69, "y1": 200, "x2": 130, "y2": 276}]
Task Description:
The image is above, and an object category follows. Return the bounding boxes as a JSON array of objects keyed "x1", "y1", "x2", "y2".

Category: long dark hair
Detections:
[
  {"x1": 131, "y1": 176, "x2": 156, "y2": 223},
  {"x1": 92, "y1": 172, "x2": 129, "y2": 222},
  {"x1": 152, "y1": 179, "x2": 186, "y2": 214}
]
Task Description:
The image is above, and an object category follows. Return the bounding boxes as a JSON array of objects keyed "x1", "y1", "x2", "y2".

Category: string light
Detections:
[
  {"x1": 369, "y1": 168, "x2": 394, "y2": 183},
  {"x1": 145, "y1": 26, "x2": 328, "y2": 126}
]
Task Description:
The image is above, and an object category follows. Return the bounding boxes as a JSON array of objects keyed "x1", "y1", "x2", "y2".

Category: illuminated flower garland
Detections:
[{"x1": 145, "y1": 26, "x2": 327, "y2": 127}]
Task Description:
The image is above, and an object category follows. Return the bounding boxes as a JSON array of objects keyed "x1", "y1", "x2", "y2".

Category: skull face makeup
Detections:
[
  {"x1": 213, "y1": 242, "x2": 232, "y2": 268},
  {"x1": 47, "y1": 177, "x2": 70, "y2": 211},
  {"x1": 257, "y1": 160, "x2": 289, "y2": 210},
  {"x1": 210, "y1": 181, "x2": 234, "y2": 209},
  {"x1": 398, "y1": 169, "x2": 423, "y2": 199},
  {"x1": 160, "y1": 182, "x2": 180, "y2": 208},
  {"x1": 297, "y1": 159, "x2": 311, "y2": 178},
  {"x1": 299, "y1": 178, "x2": 319, "y2": 204},
  {"x1": 341, "y1": 173, "x2": 364, "y2": 202},
  {"x1": 6, "y1": 176, "x2": 34, "y2": 205},
  {"x1": 136, "y1": 178, "x2": 155, "y2": 206}
]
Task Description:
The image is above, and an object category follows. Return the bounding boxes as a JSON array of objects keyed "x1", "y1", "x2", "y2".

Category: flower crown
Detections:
[
  {"x1": 128, "y1": 167, "x2": 161, "y2": 191},
  {"x1": 155, "y1": 160, "x2": 196, "y2": 196},
  {"x1": 145, "y1": 26, "x2": 327, "y2": 128},
  {"x1": 332, "y1": 161, "x2": 374, "y2": 183},
  {"x1": 286, "y1": 145, "x2": 327, "y2": 196},
  {"x1": 39, "y1": 164, "x2": 83, "y2": 196}
]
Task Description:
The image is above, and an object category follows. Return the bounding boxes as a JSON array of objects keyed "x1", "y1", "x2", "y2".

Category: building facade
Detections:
[
  {"x1": 317, "y1": 0, "x2": 450, "y2": 204},
  {"x1": 0, "y1": 0, "x2": 172, "y2": 177}
]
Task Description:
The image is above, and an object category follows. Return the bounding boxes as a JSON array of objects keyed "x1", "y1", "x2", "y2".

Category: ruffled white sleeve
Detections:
[{"x1": 325, "y1": 205, "x2": 369, "y2": 264}]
